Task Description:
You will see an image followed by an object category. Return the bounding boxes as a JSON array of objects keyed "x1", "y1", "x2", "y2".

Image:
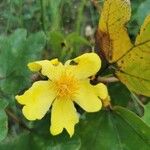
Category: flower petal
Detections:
[
  {"x1": 28, "y1": 59, "x2": 59, "y2": 72},
  {"x1": 16, "y1": 81, "x2": 56, "y2": 120},
  {"x1": 94, "y1": 83, "x2": 108, "y2": 100},
  {"x1": 65, "y1": 53, "x2": 101, "y2": 79},
  {"x1": 74, "y1": 80, "x2": 102, "y2": 112},
  {"x1": 50, "y1": 99, "x2": 79, "y2": 137},
  {"x1": 28, "y1": 59, "x2": 64, "y2": 80}
]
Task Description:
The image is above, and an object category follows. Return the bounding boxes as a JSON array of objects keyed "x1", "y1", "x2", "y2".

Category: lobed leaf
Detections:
[
  {"x1": 0, "y1": 29, "x2": 46, "y2": 94},
  {"x1": 98, "y1": 0, "x2": 150, "y2": 96},
  {"x1": 98, "y1": 0, "x2": 132, "y2": 62},
  {"x1": 77, "y1": 106, "x2": 150, "y2": 150},
  {"x1": 117, "y1": 15, "x2": 150, "y2": 96},
  {"x1": 0, "y1": 128, "x2": 81, "y2": 150}
]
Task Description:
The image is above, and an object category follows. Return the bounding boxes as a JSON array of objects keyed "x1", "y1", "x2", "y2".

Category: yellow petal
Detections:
[
  {"x1": 27, "y1": 60, "x2": 45, "y2": 72},
  {"x1": 28, "y1": 59, "x2": 64, "y2": 80},
  {"x1": 94, "y1": 83, "x2": 108, "y2": 100},
  {"x1": 65, "y1": 53, "x2": 101, "y2": 79},
  {"x1": 74, "y1": 80, "x2": 102, "y2": 112},
  {"x1": 16, "y1": 81, "x2": 56, "y2": 120},
  {"x1": 50, "y1": 99, "x2": 79, "y2": 137}
]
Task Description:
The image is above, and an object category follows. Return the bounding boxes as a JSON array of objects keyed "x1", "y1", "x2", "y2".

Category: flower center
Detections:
[{"x1": 53, "y1": 73, "x2": 79, "y2": 99}]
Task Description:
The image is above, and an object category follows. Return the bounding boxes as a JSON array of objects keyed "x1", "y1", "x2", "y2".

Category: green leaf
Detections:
[
  {"x1": 0, "y1": 100, "x2": 8, "y2": 142},
  {"x1": 66, "y1": 32, "x2": 90, "y2": 47},
  {"x1": 0, "y1": 29, "x2": 46, "y2": 94},
  {"x1": 26, "y1": 31, "x2": 46, "y2": 59},
  {"x1": 0, "y1": 113, "x2": 81, "y2": 150},
  {"x1": 0, "y1": 29, "x2": 27, "y2": 77},
  {"x1": 142, "y1": 102, "x2": 150, "y2": 126},
  {"x1": 0, "y1": 132, "x2": 81, "y2": 150},
  {"x1": 48, "y1": 31, "x2": 64, "y2": 56},
  {"x1": 65, "y1": 32, "x2": 91, "y2": 55},
  {"x1": 77, "y1": 106, "x2": 150, "y2": 150},
  {"x1": 57, "y1": 32, "x2": 91, "y2": 61},
  {"x1": 48, "y1": 31, "x2": 90, "y2": 60},
  {"x1": 108, "y1": 82, "x2": 131, "y2": 107}
]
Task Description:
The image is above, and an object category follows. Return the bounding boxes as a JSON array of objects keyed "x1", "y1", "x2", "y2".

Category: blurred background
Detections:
[
  {"x1": 0, "y1": 0, "x2": 150, "y2": 60},
  {"x1": 0, "y1": 0, "x2": 150, "y2": 149}
]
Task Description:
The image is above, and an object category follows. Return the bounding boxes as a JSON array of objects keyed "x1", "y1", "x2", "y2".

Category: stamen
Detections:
[{"x1": 53, "y1": 72, "x2": 79, "y2": 99}]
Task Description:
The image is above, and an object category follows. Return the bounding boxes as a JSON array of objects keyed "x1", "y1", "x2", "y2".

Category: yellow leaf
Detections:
[
  {"x1": 98, "y1": 0, "x2": 150, "y2": 96},
  {"x1": 98, "y1": 0, "x2": 133, "y2": 62},
  {"x1": 117, "y1": 15, "x2": 150, "y2": 96}
]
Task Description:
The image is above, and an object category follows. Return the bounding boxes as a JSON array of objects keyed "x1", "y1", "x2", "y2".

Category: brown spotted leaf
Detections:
[
  {"x1": 98, "y1": 0, "x2": 133, "y2": 62},
  {"x1": 116, "y1": 15, "x2": 150, "y2": 96},
  {"x1": 98, "y1": 0, "x2": 150, "y2": 96}
]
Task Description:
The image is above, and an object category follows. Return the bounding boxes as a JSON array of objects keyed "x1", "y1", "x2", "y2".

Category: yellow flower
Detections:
[{"x1": 16, "y1": 53, "x2": 108, "y2": 137}]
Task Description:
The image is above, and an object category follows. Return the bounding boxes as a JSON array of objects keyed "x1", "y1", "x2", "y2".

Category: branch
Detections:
[
  {"x1": 97, "y1": 76, "x2": 119, "y2": 83},
  {"x1": 40, "y1": 0, "x2": 46, "y2": 33},
  {"x1": 6, "y1": 108, "x2": 32, "y2": 132}
]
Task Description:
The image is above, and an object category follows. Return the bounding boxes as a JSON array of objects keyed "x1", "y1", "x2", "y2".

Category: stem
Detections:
[
  {"x1": 5, "y1": 0, "x2": 13, "y2": 33},
  {"x1": 131, "y1": 93, "x2": 144, "y2": 116},
  {"x1": 89, "y1": 1, "x2": 96, "y2": 27},
  {"x1": 75, "y1": 0, "x2": 87, "y2": 34},
  {"x1": 6, "y1": 109, "x2": 32, "y2": 132},
  {"x1": 131, "y1": 93, "x2": 145, "y2": 108},
  {"x1": 97, "y1": 76, "x2": 119, "y2": 83},
  {"x1": 19, "y1": 0, "x2": 24, "y2": 28},
  {"x1": 40, "y1": 0, "x2": 46, "y2": 33}
]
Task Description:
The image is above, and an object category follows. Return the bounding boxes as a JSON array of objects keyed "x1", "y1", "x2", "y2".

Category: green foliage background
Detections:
[{"x1": 0, "y1": 0, "x2": 150, "y2": 149}]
